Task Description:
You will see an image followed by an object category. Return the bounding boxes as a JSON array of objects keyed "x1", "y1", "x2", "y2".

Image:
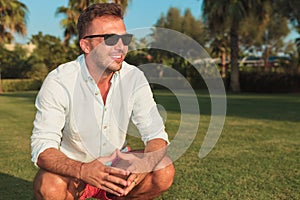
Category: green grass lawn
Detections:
[{"x1": 0, "y1": 91, "x2": 299, "y2": 199}]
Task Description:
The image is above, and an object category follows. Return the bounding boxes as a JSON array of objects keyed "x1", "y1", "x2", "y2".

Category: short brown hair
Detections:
[{"x1": 77, "y1": 3, "x2": 124, "y2": 39}]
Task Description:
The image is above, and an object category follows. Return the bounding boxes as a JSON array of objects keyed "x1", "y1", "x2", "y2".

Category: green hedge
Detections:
[
  {"x1": 239, "y1": 71, "x2": 300, "y2": 93},
  {"x1": 1, "y1": 79, "x2": 42, "y2": 92},
  {"x1": 147, "y1": 76, "x2": 208, "y2": 90},
  {"x1": 2, "y1": 72, "x2": 299, "y2": 93}
]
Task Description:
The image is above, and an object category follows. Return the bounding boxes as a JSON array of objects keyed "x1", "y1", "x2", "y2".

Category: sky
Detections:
[
  {"x1": 16, "y1": 0, "x2": 299, "y2": 44},
  {"x1": 16, "y1": 0, "x2": 203, "y2": 43}
]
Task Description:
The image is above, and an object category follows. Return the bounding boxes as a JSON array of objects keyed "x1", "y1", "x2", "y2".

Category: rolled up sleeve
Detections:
[{"x1": 31, "y1": 75, "x2": 68, "y2": 166}]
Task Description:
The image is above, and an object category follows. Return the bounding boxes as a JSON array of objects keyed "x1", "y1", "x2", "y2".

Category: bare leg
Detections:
[{"x1": 33, "y1": 169, "x2": 85, "y2": 200}]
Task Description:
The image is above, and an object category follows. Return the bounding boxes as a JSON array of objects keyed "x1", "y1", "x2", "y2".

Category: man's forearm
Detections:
[
  {"x1": 37, "y1": 148, "x2": 82, "y2": 179},
  {"x1": 143, "y1": 138, "x2": 168, "y2": 170}
]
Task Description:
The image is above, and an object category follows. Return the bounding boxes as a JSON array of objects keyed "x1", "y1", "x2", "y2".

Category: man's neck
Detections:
[
  {"x1": 97, "y1": 77, "x2": 112, "y2": 105},
  {"x1": 91, "y1": 68, "x2": 114, "y2": 105}
]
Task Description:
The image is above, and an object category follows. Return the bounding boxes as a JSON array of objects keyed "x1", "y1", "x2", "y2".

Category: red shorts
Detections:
[{"x1": 79, "y1": 184, "x2": 111, "y2": 200}]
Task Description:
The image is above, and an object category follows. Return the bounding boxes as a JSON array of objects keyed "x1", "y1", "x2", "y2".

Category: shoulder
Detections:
[
  {"x1": 121, "y1": 61, "x2": 142, "y2": 73},
  {"x1": 120, "y1": 61, "x2": 146, "y2": 80},
  {"x1": 47, "y1": 55, "x2": 83, "y2": 80},
  {"x1": 118, "y1": 62, "x2": 151, "y2": 93},
  {"x1": 39, "y1": 55, "x2": 84, "y2": 99}
]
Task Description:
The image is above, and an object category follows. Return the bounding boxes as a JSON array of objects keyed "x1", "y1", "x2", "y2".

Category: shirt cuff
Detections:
[
  {"x1": 31, "y1": 139, "x2": 59, "y2": 167},
  {"x1": 142, "y1": 129, "x2": 170, "y2": 146}
]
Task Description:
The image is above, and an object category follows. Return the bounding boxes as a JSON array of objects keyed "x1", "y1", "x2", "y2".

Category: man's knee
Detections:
[
  {"x1": 153, "y1": 157, "x2": 175, "y2": 192},
  {"x1": 33, "y1": 169, "x2": 68, "y2": 200}
]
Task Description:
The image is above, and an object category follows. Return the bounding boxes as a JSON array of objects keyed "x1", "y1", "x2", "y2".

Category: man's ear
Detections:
[{"x1": 79, "y1": 39, "x2": 90, "y2": 54}]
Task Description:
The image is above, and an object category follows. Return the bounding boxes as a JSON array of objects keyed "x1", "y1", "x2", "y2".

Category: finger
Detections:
[
  {"x1": 126, "y1": 173, "x2": 138, "y2": 186},
  {"x1": 102, "y1": 178, "x2": 128, "y2": 196},
  {"x1": 105, "y1": 173, "x2": 129, "y2": 187},
  {"x1": 123, "y1": 177, "x2": 137, "y2": 196},
  {"x1": 105, "y1": 166, "x2": 130, "y2": 176},
  {"x1": 101, "y1": 184, "x2": 124, "y2": 197}
]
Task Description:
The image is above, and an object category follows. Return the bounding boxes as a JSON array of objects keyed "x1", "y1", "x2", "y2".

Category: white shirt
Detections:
[{"x1": 31, "y1": 55, "x2": 169, "y2": 165}]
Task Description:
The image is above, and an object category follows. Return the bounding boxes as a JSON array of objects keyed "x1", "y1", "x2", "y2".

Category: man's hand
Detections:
[
  {"x1": 113, "y1": 150, "x2": 155, "y2": 196},
  {"x1": 110, "y1": 139, "x2": 168, "y2": 195},
  {"x1": 123, "y1": 172, "x2": 148, "y2": 195},
  {"x1": 80, "y1": 150, "x2": 131, "y2": 197}
]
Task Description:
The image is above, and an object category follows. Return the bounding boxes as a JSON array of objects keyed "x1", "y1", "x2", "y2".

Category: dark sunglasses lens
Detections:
[
  {"x1": 104, "y1": 35, "x2": 119, "y2": 46},
  {"x1": 121, "y1": 34, "x2": 133, "y2": 45},
  {"x1": 104, "y1": 34, "x2": 133, "y2": 46}
]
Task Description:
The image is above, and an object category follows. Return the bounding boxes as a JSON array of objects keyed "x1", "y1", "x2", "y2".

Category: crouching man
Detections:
[{"x1": 31, "y1": 3, "x2": 174, "y2": 200}]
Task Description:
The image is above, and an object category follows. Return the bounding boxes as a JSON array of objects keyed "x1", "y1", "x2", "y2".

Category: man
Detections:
[{"x1": 31, "y1": 3, "x2": 174, "y2": 200}]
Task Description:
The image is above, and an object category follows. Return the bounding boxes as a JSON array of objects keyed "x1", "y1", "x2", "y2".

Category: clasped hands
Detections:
[{"x1": 80, "y1": 149, "x2": 152, "y2": 197}]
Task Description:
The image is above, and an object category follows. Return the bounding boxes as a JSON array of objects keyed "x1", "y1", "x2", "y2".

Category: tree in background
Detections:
[
  {"x1": 182, "y1": 9, "x2": 208, "y2": 46},
  {"x1": 151, "y1": 7, "x2": 208, "y2": 83},
  {"x1": 156, "y1": 7, "x2": 208, "y2": 45},
  {"x1": 56, "y1": 0, "x2": 131, "y2": 46},
  {"x1": 202, "y1": 0, "x2": 270, "y2": 92},
  {"x1": 28, "y1": 32, "x2": 78, "y2": 73},
  {"x1": 277, "y1": 0, "x2": 300, "y2": 68},
  {"x1": 126, "y1": 37, "x2": 152, "y2": 67},
  {"x1": 262, "y1": 15, "x2": 290, "y2": 71},
  {"x1": 0, "y1": 44, "x2": 29, "y2": 78},
  {"x1": 239, "y1": 2, "x2": 290, "y2": 71},
  {"x1": 297, "y1": 38, "x2": 300, "y2": 71},
  {"x1": 0, "y1": 0, "x2": 28, "y2": 43},
  {"x1": 210, "y1": 34, "x2": 230, "y2": 79},
  {"x1": 56, "y1": 0, "x2": 80, "y2": 46},
  {"x1": 0, "y1": 0, "x2": 28, "y2": 92}
]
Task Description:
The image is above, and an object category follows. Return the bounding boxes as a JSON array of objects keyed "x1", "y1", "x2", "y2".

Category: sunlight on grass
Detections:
[{"x1": 0, "y1": 91, "x2": 299, "y2": 199}]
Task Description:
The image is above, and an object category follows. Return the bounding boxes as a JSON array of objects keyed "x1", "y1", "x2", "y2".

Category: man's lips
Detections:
[
  {"x1": 110, "y1": 54, "x2": 123, "y2": 62},
  {"x1": 111, "y1": 55, "x2": 122, "y2": 59}
]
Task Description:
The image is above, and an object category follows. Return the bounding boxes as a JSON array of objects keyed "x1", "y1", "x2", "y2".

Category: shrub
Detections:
[
  {"x1": 26, "y1": 63, "x2": 48, "y2": 81},
  {"x1": 239, "y1": 71, "x2": 300, "y2": 93},
  {"x1": 1, "y1": 79, "x2": 42, "y2": 92}
]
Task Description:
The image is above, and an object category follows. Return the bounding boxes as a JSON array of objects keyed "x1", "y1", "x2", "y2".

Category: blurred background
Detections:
[{"x1": 0, "y1": 0, "x2": 300, "y2": 93}]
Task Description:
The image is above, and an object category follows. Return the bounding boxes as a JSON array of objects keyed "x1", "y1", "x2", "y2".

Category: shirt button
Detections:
[
  {"x1": 103, "y1": 125, "x2": 107, "y2": 129},
  {"x1": 95, "y1": 92, "x2": 99, "y2": 95}
]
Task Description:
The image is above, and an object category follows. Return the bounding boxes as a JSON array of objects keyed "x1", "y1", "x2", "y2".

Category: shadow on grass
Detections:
[{"x1": 0, "y1": 173, "x2": 34, "y2": 199}]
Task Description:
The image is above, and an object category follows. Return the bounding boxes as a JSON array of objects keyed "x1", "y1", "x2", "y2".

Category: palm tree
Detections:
[
  {"x1": 296, "y1": 38, "x2": 300, "y2": 72},
  {"x1": 277, "y1": 0, "x2": 300, "y2": 68},
  {"x1": 56, "y1": 0, "x2": 80, "y2": 46},
  {"x1": 57, "y1": 0, "x2": 131, "y2": 46},
  {"x1": 0, "y1": 0, "x2": 28, "y2": 43},
  {"x1": 202, "y1": 0, "x2": 269, "y2": 92},
  {"x1": 0, "y1": 0, "x2": 28, "y2": 93},
  {"x1": 211, "y1": 35, "x2": 230, "y2": 79}
]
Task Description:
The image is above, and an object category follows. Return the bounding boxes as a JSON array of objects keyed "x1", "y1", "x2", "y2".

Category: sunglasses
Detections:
[{"x1": 83, "y1": 33, "x2": 133, "y2": 46}]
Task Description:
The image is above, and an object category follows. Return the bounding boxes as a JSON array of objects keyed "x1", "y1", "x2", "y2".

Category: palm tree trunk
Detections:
[
  {"x1": 230, "y1": 24, "x2": 240, "y2": 93},
  {"x1": 296, "y1": 38, "x2": 300, "y2": 72},
  {"x1": 221, "y1": 52, "x2": 226, "y2": 78},
  {"x1": 64, "y1": 33, "x2": 71, "y2": 47},
  {"x1": 264, "y1": 45, "x2": 271, "y2": 72},
  {"x1": 0, "y1": 70, "x2": 3, "y2": 93}
]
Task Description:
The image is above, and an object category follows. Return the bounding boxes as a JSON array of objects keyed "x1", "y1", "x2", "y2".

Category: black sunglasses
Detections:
[{"x1": 83, "y1": 33, "x2": 133, "y2": 46}]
